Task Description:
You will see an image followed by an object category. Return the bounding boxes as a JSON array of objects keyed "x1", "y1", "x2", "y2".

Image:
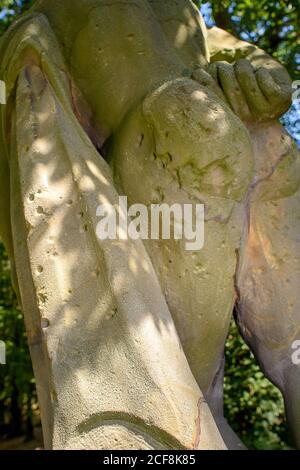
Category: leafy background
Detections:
[{"x1": 0, "y1": 0, "x2": 299, "y2": 449}]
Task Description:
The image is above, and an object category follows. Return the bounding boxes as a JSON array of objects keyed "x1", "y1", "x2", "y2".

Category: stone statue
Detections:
[{"x1": 0, "y1": 0, "x2": 299, "y2": 450}]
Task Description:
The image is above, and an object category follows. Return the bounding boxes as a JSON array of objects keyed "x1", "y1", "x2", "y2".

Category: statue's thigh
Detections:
[
  {"x1": 236, "y1": 124, "x2": 300, "y2": 389},
  {"x1": 237, "y1": 193, "x2": 300, "y2": 447},
  {"x1": 237, "y1": 191, "x2": 300, "y2": 380},
  {"x1": 235, "y1": 121, "x2": 300, "y2": 447}
]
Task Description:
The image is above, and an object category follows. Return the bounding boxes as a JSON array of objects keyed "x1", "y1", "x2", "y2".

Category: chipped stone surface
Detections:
[{"x1": 0, "y1": 0, "x2": 298, "y2": 450}]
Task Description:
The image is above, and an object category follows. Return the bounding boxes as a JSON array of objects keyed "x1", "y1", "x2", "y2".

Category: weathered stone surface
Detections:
[{"x1": 0, "y1": 0, "x2": 298, "y2": 450}]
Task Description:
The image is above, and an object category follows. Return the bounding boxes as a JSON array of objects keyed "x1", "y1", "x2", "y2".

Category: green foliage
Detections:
[
  {"x1": 0, "y1": 0, "x2": 34, "y2": 35},
  {"x1": 224, "y1": 321, "x2": 291, "y2": 450},
  {"x1": 0, "y1": 243, "x2": 38, "y2": 438},
  {"x1": 203, "y1": 1, "x2": 299, "y2": 79}
]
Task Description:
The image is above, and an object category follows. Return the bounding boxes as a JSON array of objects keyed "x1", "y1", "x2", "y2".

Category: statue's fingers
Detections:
[
  {"x1": 256, "y1": 67, "x2": 292, "y2": 114},
  {"x1": 256, "y1": 67, "x2": 283, "y2": 100},
  {"x1": 216, "y1": 62, "x2": 252, "y2": 121},
  {"x1": 192, "y1": 67, "x2": 226, "y2": 102},
  {"x1": 269, "y1": 67, "x2": 293, "y2": 99},
  {"x1": 235, "y1": 59, "x2": 269, "y2": 116},
  {"x1": 207, "y1": 62, "x2": 219, "y2": 82}
]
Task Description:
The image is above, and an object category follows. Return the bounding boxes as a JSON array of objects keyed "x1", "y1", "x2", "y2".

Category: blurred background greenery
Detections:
[{"x1": 0, "y1": 0, "x2": 299, "y2": 450}]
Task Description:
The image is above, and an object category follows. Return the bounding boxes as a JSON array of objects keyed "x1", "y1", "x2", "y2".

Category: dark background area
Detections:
[{"x1": 0, "y1": 0, "x2": 299, "y2": 450}]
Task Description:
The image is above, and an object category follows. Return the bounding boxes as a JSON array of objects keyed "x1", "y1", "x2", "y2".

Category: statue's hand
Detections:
[{"x1": 198, "y1": 59, "x2": 292, "y2": 123}]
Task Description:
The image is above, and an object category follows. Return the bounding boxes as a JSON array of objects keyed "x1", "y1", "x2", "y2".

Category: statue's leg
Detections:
[
  {"x1": 111, "y1": 76, "x2": 253, "y2": 411},
  {"x1": 0, "y1": 12, "x2": 74, "y2": 445},
  {"x1": 236, "y1": 122, "x2": 300, "y2": 449},
  {"x1": 0, "y1": 14, "x2": 226, "y2": 450}
]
